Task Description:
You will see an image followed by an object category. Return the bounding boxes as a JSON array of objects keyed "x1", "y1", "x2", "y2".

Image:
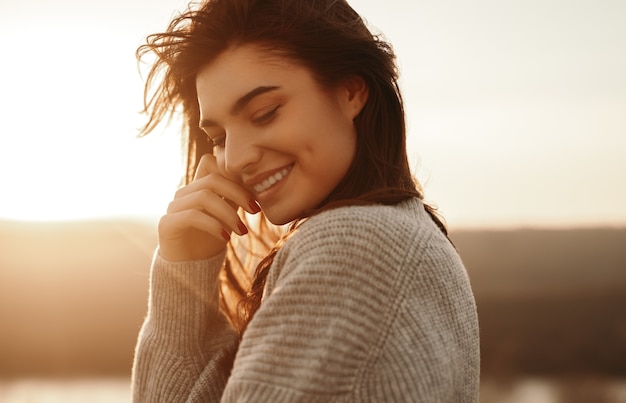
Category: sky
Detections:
[{"x1": 0, "y1": 0, "x2": 624, "y2": 229}]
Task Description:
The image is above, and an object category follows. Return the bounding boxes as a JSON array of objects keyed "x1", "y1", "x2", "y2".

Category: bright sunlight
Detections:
[
  {"x1": 1, "y1": 0, "x2": 625, "y2": 228},
  {"x1": 0, "y1": 4, "x2": 184, "y2": 221}
]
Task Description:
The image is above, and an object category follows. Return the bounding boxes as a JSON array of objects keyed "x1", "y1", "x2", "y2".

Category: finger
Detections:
[
  {"x1": 176, "y1": 173, "x2": 260, "y2": 215},
  {"x1": 167, "y1": 189, "x2": 248, "y2": 236},
  {"x1": 161, "y1": 209, "x2": 231, "y2": 242},
  {"x1": 182, "y1": 155, "x2": 260, "y2": 215},
  {"x1": 158, "y1": 210, "x2": 231, "y2": 261}
]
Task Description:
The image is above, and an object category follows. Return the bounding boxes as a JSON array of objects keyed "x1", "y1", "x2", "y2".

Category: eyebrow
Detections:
[{"x1": 198, "y1": 85, "x2": 281, "y2": 129}]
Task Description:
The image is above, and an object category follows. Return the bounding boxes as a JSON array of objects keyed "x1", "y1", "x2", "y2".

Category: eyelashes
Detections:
[
  {"x1": 251, "y1": 104, "x2": 280, "y2": 124},
  {"x1": 207, "y1": 104, "x2": 282, "y2": 149}
]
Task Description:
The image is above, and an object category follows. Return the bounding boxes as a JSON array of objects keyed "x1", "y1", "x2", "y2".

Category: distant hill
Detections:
[
  {"x1": 1, "y1": 220, "x2": 625, "y2": 378},
  {"x1": 451, "y1": 228, "x2": 626, "y2": 377},
  {"x1": 451, "y1": 228, "x2": 626, "y2": 298}
]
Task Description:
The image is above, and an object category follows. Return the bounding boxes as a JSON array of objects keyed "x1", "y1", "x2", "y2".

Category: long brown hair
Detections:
[{"x1": 137, "y1": 0, "x2": 447, "y2": 335}]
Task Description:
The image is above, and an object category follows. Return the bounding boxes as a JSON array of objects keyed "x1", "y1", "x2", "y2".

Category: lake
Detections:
[{"x1": 1, "y1": 377, "x2": 625, "y2": 402}]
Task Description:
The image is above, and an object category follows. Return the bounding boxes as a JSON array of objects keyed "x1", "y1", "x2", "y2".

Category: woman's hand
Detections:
[{"x1": 157, "y1": 153, "x2": 261, "y2": 262}]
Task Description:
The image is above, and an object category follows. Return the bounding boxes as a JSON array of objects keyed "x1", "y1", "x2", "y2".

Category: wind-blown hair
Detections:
[{"x1": 137, "y1": 0, "x2": 447, "y2": 334}]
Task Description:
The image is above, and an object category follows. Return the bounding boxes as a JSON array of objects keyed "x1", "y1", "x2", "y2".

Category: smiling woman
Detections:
[
  {"x1": 130, "y1": 0, "x2": 480, "y2": 401},
  {"x1": 195, "y1": 45, "x2": 363, "y2": 226}
]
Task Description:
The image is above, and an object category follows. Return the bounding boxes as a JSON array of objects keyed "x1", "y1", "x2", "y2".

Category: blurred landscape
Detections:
[
  {"x1": 0, "y1": 219, "x2": 155, "y2": 378},
  {"x1": 1, "y1": 219, "x2": 625, "y2": 402}
]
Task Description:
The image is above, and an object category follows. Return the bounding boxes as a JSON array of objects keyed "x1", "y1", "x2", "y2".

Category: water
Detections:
[
  {"x1": 0, "y1": 377, "x2": 625, "y2": 402},
  {"x1": 0, "y1": 378, "x2": 130, "y2": 403},
  {"x1": 481, "y1": 377, "x2": 626, "y2": 403}
]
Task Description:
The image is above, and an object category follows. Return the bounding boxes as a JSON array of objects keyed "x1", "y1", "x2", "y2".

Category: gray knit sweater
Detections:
[{"x1": 132, "y1": 198, "x2": 480, "y2": 402}]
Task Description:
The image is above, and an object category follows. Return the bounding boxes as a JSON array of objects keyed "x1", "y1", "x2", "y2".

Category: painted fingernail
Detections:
[
  {"x1": 248, "y1": 199, "x2": 261, "y2": 213},
  {"x1": 237, "y1": 222, "x2": 248, "y2": 236},
  {"x1": 221, "y1": 229, "x2": 231, "y2": 241}
]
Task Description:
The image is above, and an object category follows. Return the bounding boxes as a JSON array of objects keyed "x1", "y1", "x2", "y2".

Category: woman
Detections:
[{"x1": 132, "y1": 0, "x2": 480, "y2": 401}]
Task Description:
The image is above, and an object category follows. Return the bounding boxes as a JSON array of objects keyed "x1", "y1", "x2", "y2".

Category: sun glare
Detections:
[
  {"x1": 1, "y1": 0, "x2": 625, "y2": 228},
  {"x1": 0, "y1": 17, "x2": 183, "y2": 222}
]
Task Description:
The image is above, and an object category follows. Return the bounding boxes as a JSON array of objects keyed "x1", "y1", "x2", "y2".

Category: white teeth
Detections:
[{"x1": 253, "y1": 166, "x2": 291, "y2": 193}]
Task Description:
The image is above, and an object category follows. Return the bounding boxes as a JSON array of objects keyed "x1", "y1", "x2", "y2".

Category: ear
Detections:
[{"x1": 339, "y1": 75, "x2": 369, "y2": 120}]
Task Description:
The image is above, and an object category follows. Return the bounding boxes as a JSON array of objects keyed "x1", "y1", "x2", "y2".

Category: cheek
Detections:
[
  {"x1": 213, "y1": 152, "x2": 232, "y2": 179},
  {"x1": 338, "y1": 134, "x2": 358, "y2": 178},
  {"x1": 213, "y1": 151, "x2": 224, "y2": 168},
  {"x1": 330, "y1": 122, "x2": 358, "y2": 163}
]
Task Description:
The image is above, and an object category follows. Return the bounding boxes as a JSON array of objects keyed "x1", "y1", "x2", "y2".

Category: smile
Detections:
[{"x1": 252, "y1": 165, "x2": 293, "y2": 193}]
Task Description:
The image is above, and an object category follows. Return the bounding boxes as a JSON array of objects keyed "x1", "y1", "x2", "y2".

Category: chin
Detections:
[{"x1": 262, "y1": 206, "x2": 302, "y2": 226}]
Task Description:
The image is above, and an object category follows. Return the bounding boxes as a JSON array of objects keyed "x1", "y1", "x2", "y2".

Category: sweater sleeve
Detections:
[{"x1": 131, "y1": 250, "x2": 239, "y2": 403}]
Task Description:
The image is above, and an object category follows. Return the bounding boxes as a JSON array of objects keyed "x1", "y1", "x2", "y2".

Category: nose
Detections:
[{"x1": 223, "y1": 128, "x2": 261, "y2": 176}]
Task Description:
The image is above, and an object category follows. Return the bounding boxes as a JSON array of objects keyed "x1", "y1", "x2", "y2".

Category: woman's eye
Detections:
[{"x1": 252, "y1": 104, "x2": 280, "y2": 124}]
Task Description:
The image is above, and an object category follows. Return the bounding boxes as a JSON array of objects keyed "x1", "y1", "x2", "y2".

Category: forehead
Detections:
[
  {"x1": 195, "y1": 44, "x2": 323, "y2": 123},
  {"x1": 196, "y1": 45, "x2": 299, "y2": 92}
]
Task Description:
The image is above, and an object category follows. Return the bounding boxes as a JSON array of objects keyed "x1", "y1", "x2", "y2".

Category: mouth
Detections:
[{"x1": 251, "y1": 164, "x2": 293, "y2": 194}]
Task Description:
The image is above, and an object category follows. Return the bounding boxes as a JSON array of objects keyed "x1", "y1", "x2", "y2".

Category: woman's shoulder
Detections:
[
  {"x1": 298, "y1": 197, "x2": 436, "y2": 242},
  {"x1": 266, "y1": 197, "x2": 464, "y2": 304},
  {"x1": 265, "y1": 199, "x2": 430, "y2": 301},
  {"x1": 278, "y1": 197, "x2": 449, "y2": 266}
]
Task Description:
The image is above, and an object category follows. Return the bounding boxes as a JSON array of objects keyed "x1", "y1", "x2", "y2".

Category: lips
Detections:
[{"x1": 251, "y1": 165, "x2": 293, "y2": 193}]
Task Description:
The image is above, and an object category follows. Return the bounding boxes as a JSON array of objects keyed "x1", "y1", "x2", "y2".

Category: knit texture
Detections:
[{"x1": 132, "y1": 198, "x2": 480, "y2": 402}]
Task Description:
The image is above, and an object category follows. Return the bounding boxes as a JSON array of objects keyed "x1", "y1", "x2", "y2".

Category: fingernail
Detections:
[
  {"x1": 221, "y1": 229, "x2": 231, "y2": 241},
  {"x1": 237, "y1": 222, "x2": 248, "y2": 236},
  {"x1": 248, "y1": 199, "x2": 261, "y2": 213}
]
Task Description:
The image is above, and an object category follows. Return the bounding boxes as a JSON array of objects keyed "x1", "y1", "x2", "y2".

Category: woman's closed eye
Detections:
[
  {"x1": 201, "y1": 104, "x2": 281, "y2": 148},
  {"x1": 251, "y1": 104, "x2": 280, "y2": 125}
]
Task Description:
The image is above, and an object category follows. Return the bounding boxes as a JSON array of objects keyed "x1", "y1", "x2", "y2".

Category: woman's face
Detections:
[{"x1": 196, "y1": 45, "x2": 367, "y2": 225}]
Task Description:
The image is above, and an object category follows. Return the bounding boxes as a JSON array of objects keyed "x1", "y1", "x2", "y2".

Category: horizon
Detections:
[
  {"x1": 2, "y1": 214, "x2": 626, "y2": 232},
  {"x1": 0, "y1": 0, "x2": 624, "y2": 229}
]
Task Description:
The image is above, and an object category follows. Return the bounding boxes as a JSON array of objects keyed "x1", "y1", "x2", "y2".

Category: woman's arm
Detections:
[
  {"x1": 132, "y1": 152, "x2": 259, "y2": 401},
  {"x1": 131, "y1": 251, "x2": 239, "y2": 402}
]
